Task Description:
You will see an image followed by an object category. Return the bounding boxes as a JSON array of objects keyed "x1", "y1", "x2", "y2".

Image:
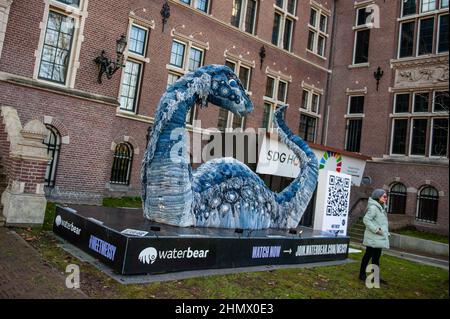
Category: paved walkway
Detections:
[
  {"x1": 0, "y1": 227, "x2": 87, "y2": 299},
  {"x1": 351, "y1": 242, "x2": 449, "y2": 270}
]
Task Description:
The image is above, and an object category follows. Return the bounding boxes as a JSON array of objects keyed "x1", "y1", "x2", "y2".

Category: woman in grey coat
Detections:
[{"x1": 359, "y1": 188, "x2": 390, "y2": 283}]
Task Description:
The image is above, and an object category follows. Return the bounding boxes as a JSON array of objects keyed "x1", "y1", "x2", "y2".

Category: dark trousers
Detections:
[{"x1": 359, "y1": 246, "x2": 382, "y2": 278}]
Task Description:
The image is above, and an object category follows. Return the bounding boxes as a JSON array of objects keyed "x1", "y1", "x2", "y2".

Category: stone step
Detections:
[
  {"x1": 351, "y1": 223, "x2": 365, "y2": 229},
  {"x1": 349, "y1": 230, "x2": 364, "y2": 237},
  {"x1": 349, "y1": 234, "x2": 364, "y2": 243}
]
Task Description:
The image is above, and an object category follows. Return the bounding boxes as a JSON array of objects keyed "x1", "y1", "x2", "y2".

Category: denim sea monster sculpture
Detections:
[{"x1": 141, "y1": 64, "x2": 318, "y2": 230}]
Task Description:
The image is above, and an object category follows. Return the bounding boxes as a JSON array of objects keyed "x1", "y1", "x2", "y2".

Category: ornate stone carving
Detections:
[{"x1": 395, "y1": 64, "x2": 449, "y2": 88}]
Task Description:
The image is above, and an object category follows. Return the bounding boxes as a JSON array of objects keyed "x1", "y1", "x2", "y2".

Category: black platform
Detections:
[{"x1": 53, "y1": 205, "x2": 350, "y2": 275}]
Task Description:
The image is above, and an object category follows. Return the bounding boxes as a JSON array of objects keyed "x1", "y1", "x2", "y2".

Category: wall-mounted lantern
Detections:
[
  {"x1": 259, "y1": 46, "x2": 266, "y2": 70},
  {"x1": 94, "y1": 35, "x2": 128, "y2": 84},
  {"x1": 161, "y1": 1, "x2": 171, "y2": 32},
  {"x1": 374, "y1": 66, "x2": 384, "y2": 91}
]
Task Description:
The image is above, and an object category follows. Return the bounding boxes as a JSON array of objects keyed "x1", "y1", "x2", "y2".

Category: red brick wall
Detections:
[
  {"x1": 326, "y1": 0, "x2": 448, "y2": 234},
  {"x1": 365, "y1": 161, "x2": 449, "y2": 234},
  {"x1": 8, "y1": 158, "x2": 47, "y2": 193},
  {"x1": 0, "y1": 116, "x2": 12, "y2": 194}
]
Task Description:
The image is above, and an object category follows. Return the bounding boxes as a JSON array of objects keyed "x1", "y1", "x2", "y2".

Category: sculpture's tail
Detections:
[{"x1": 273, "y1": 105, "x2": 319, "y2": 228}]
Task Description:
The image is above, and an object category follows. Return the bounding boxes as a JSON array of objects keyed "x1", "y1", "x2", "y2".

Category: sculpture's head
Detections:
[{"x1": 194, "y1": 64, "x2": 254, "y2": 117}]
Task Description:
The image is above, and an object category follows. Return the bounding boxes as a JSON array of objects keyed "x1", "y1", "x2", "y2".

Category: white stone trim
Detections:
[
  {"x1": 311, "y1": 0, "x2": 332, "y2": 16},
  {"x1": 171, "y1": 26, "x2": 209, "y2": 50},
  {"x1": 265, "y1": 66, "x2": 292, "y2": 82},
  {"x1": 0, "y1": 0, "x2": 13, "y2": 60},
  {"x1": 354, "y1": 0, "x2": 375, "y2": 9},
  {"x1": 346, "y1": 87, "x2": 368, "y2": 95},
  {"x1": 223, "y1": 48, "x2": 256, "y2": 68},
  {"x1": 302, "y1": 81, "x2": 324, "y2": 95}
]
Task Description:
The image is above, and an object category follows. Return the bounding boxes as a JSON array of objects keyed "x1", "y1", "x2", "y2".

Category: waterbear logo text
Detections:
[
  {"x1": 55, "y1": 215, "x2": 81, "y2": 235},
  {"x1": 138, "y1": 247, "x2": 210, "y2": 265}
]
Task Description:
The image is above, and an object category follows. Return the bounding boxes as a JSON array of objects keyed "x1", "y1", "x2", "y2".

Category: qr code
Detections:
[{"x1": 326, "y1": 175, "x2": 350, "y2": 217}]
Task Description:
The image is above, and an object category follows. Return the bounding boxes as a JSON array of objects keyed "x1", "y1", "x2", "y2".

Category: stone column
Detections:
[
  {"x1": 1, "y1": 106, "x2": 49, "y2": 226},
  {"x1": 0, "y1": 0, "x2": 13, "y2": 60}
]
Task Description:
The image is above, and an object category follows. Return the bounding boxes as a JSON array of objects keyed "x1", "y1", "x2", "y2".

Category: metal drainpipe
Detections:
[{"x1": 321, "y1": 0, "x2": 338, "y2": 146}]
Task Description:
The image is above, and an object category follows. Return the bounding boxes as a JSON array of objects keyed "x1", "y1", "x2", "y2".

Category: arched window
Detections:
[
  {"x1": 416, "y1": 186, "x2": 439, "y2": 223},
  {"x1": 110, "y1": 143, "x2": 133, "y2": 185},
  {"x1": 43, "y1": 125, "x2": 61, "y2": 187},
  {"x1": 387, "y1": 183, "x2": 407, "y2": 214}
]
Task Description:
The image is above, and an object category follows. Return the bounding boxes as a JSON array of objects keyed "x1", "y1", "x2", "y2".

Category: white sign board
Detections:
[
  {"x1": 314, "y1": 171, "x2": 351, "y2": 236},
  {"x1": 256, "y1": 134, "x2": 300, "y2": 178},
  {"x1": 256, "y1": 134, "x2": 367, "y2": 186}
]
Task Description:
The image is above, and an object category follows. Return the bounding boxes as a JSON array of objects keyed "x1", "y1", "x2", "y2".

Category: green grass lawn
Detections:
[
  {"x1": 16, "y1": 201, "x2": 449, "y2": 299},
  {"x1": 395, "y1": 227, "x2": 449, "y2": 244}
]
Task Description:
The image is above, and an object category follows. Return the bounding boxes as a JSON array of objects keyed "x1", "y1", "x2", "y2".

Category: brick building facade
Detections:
[
  {"x1": 0, "y1": 0, "x2": 448, "y2": 233},
  {"x1": 327, "y1": 0, "x2": 448, "y2": 234}
]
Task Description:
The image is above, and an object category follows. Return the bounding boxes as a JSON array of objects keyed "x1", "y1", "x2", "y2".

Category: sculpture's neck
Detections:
[
  {"x1": 144, "y1": 73, "x2": 211, "y2": 165},
  {"x1": 154, "y1": 93, "x2": 196, "y2": 161}
]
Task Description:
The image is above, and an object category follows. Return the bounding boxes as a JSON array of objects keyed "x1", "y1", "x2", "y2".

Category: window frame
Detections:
[
  {"x1": 421, "y1": 0, "x2": 437, "y2": 13},
  {"x1": 398, "y1": 20, "x2": 416, "y2": 59},
  {"x1": 390, "y1": 118, "x2": 410, "y2": 155},
  {"x1": 188, "y1": 45, "x2": 205, "y2": 72},
  {"x1": 34, "y1": 0, "x2": 88, "y2": 89},
  {"x1": 307, "y1": 5, "x2": 329, "y2": 58},
  {"x1": 409, "y1": 117, "x2": 429, "y2": 156},
  {"x1": 416, "y1": 16, "x2": 436, "y2": 56},
  {"x1": 166, "y1": 37, "x2": 207, "y2": 125},
  {"x1": 119, "y1": 60, "x2": 143, "y2": 113},
  {"x1": 412, "y1": 91, "x2": 430, "y2": 113},
  {"x1": 300, "y1": 87, "x2": 322, "y2": 116},
  {"x1": 345, "y1": 118, "x2": 363, "y2": 153},
  {"x1": 298, "y1": 113, "x2": 317, "y2": 143},
  {"x1": 272, "y1": 0, "x2": 298, "y2": 51},
  {"x1": 277, "y1": 79, "x2": 288, "y2": 103},
  {"x1": 391, "y1": 89, "x2": 449, "y2": 158},
  {"x1": 387, "y1": 182, "x2": 408, "y2": 214},
  {"x1": 179, "y1": 0, "x2": 211, "y2": 13},
  {"x1": 37, "y1": 9, "x2": 76, "y2": 86},
  {"x1": 118, "y1": 20, "x2": 152, "y2": 114},
  {"x1": 347, "y1": 95, "x2": 365, "y2": 116},
  {"x1": 43, "y1": 124, "x2": 61, "y2": 188},
  {"x1": 231, "y1": 0, "x2": 258, "y2": 35},
  {"x1": 169, "y1": 39, "x2": 187, "y2": 69},
  {"x1": 352, "y1": 28, "x2": 371, "y2": 65},
  {"x1": 218, "y1": 58, "x2": 253, "y2": 131},
  {"x1": 401, "y1": 0, "x2": 418, "y2": 17},
  {"x1": 437, "y1": 13, "x2": 449, "y2": 53},
  {"x1": 110, "y1": 142, "x2": 134, "y2": 186},
  {"x1": 429, "y1": 117, "x2": 449, "y2": 157},
  {"x1": 167, "y1": 72, "x2": 181, "y2": 87},
  {"x1": 263, "y1": 74, "x2": 290, "y2": 132},
  {"x1": 433, "y1": 90, "x2": 449, "y2": 113},
  {"x1": 416, "y1": 185, "x2": 439, "y2": 224},
  {"x1": 128, "y1": 24, "x2": 149, "y2": 57},
  {"x1": 394, "y1": 92, "x2": 411, "y2": 114}
]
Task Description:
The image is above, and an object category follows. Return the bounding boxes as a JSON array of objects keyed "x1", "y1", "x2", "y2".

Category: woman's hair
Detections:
[{"x1": 371, "y1": 188, "x2": 386, "y2": 200}]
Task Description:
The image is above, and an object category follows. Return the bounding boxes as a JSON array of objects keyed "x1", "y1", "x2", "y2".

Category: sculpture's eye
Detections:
[{"x1": 228, "y1": 79, "x2": 238, "y2": 88}]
